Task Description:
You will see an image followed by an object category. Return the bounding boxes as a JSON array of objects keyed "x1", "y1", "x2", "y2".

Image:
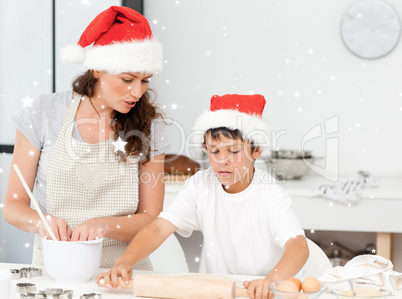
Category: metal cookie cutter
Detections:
[
  {"x1": 20, "y1": 293, "x2": 46, "y2": 299},
  {"x1": 11, "y1": 267, "x2": 42, "y2": 279},
  {"x1": 20, "y1": 289, "x2": 73, "y2": 299},
  {"x1": 10, "y1": 269, "x2": 22, "y2": 279},
  {"x1": 21, "y1": 267, "x2": 43, "y2": 279},
  {"x1": 80, "y1": 293, "x2": 102, "y2": 299},
  {"x1": 39, "y1": 288, "x2": 73, "y2": 299},
  {"x1": 16, "y1": 282, "x2": 37, "y2": 293}
]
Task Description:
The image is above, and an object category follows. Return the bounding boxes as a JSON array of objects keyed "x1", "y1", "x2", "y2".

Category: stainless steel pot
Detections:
[
  {"x1": 266, "y1": 149, "x2": 315, "y2": 180},
  {"x1": 271, "y1": 149, "x2": 312, "y2": 159},
  {"x1": 266, "y1": 157, "x2": 314, "y2": 180}
]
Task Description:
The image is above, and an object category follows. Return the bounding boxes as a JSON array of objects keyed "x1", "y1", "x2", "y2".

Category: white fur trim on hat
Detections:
[
  {"x1": 192, "y1": 109, "x2": 271, "y2": 148},
  {"x1": 61, "y1": 45, "x2": 86, "y2": 64},
  {"x1": 61, "y1": 38, "x2": 162, "y2": 74}
]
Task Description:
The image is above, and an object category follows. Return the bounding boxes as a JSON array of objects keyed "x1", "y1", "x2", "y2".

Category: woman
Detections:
[{"x1": 3, "y1": 6, "x2": 168, "y2": 269}]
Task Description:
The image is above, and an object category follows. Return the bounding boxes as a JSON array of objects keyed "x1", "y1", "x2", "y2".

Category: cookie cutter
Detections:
[
  {"x1": 11, "y1": 268, "x2": 22, "y2": 279},
  {"x1": 41, "y1": 288, "x2": 73, "y2": 298},
  {"x1": 11, "y1": 267, "x2": 43, "y2": 279},
  {"x1": 20, "y1": 289, "x2": 73, "y2": 299},
  {"x1": 80, "y1": 293, "x2": 102, "y2": 299},
  {"x1": 20, "y1": 293, "x2": 45, "y2": 299},
  {"x1": 21, "y1": 267, "x2": 43, "y2": 279},
  {"x1": 16, "y1": 282, "x2": 37, "y2": 293}
]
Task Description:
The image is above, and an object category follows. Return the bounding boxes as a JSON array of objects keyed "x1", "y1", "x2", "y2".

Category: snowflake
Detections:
[
  {"x1": 22, "y1": 96, "x2": 34, "y2": 107},
  {"x1": 112, "y1": 137, "x2": 127, "y2": 153}
]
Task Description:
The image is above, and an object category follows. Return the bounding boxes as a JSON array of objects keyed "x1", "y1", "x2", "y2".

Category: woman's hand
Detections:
[
  {"x1": 243, "y1": 278, "x2": 274, "y2": 299},
  {"x1": 95, "y1": 260, "x2": 133, "y2": 289},
  {"x1": 70, "y1": 218, "x2": 108, "y2": 241},
  {"x1": 39, "y1": 215, "x2": 72, "y2": 241}
]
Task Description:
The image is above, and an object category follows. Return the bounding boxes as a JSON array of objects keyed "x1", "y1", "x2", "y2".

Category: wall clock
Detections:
[{"x1": 340, "y1": 0, "x2": 401, "y2": 59}]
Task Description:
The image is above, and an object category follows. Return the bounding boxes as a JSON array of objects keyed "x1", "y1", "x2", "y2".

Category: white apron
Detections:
[{"x1": 32, "y1": 93, "x2": 152, "y2": 270}]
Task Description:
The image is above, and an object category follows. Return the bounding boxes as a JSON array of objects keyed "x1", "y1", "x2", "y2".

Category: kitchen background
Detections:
[{"x1": 1, "y1": 0, "x2": 402, "y2": 271}]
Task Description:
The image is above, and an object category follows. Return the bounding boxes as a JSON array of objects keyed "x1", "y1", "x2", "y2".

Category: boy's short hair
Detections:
[{"x1": 204, "y1": 127, "x2": 256, "y2": 152}]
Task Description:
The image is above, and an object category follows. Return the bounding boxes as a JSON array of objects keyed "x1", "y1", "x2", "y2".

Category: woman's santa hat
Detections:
[
  {"x1": 60, "y1": 6, "x2": 162, "y2": 74},
  {"x1": 193, "y1": 94, "x2": 270, "y2": 149}
]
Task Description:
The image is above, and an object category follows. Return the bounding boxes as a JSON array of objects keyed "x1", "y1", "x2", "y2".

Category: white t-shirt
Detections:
[{"x1": 159, "y1": 168, "x2": 305, "y2": 276}]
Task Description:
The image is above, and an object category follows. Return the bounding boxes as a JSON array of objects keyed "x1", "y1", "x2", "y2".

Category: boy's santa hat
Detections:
[
  {"x1": 60, "y1": 6, "x2": 162, "y2": 74},
  {"x1": 193, "y1": 94, "x2": 270, "y2": 149}
]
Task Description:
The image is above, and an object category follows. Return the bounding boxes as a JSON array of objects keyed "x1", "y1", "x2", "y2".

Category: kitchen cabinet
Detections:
[{"x1": 165, "y1": 174, "x2": 402, "y2": 263}]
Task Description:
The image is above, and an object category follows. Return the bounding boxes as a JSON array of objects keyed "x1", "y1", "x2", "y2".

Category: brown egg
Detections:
[
  {"x1": 301, "y1": 277, "x2": 321, "y2": 292},
  {"x1": 286, "y1": 277, "x2": 302, "y2": 291},
  {"x1": 277, "y1": 280, "x2": 299, "y2": 293}
]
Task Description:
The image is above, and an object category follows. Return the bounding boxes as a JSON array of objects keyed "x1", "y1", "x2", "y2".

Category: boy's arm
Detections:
[
  {"x1": 96, "y1": 217, "x2": 177, "y2": 288},
  {"x1": 244, "y1": 235, "x2": 309, "y2": 299},
  {"x1": 266, "y1": 235, "x2": 309, "y2": 281}
]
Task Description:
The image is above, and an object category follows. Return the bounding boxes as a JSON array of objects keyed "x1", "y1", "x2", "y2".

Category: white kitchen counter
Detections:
[
  {"x1": 0, "y1": 262, "x2": 382, "y2": 299},
  {"x1": 165, "y1": 174, "x2": 402, "y2": 262}
]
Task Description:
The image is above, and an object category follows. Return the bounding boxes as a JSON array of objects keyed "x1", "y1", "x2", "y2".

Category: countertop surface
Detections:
[
  {"x1": 0, "y1": 262, "x2": 378, "y2": 299},
  {"x1": 164, "y1": 173, "x2": 402, "y2": 233},
  {"x1": 165, "y1": 173, "x2": 402, "y2": 199}
]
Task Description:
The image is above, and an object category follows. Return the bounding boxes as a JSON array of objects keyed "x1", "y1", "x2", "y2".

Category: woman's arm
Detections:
[
  {"x1": 3, "y1": 130, "x2": 41, "y2": 232},
  {"x1": 71, "y1": 153, "x2": 166, "y2": 242},
  {"x1": 4, "y1": 130, "x2": 73, "y2": 240}
]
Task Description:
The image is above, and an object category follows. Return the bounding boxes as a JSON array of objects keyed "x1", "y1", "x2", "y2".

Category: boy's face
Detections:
[{"x1": 204, "y1": 133, "x2": 262, "y2": 193}]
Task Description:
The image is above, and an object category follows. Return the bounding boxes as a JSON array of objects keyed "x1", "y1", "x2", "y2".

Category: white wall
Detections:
[
  {"x1": 144, "y1": 0, "x2": 402, "y2": 178},
  {"x1": 0, "y1": 0, "x2": 53, "y2": 263},
  {"x1": 55, "y1": 0, "x2": 120, "y2": 92},
  {"x1": 144, "y1": 0, "x2": 402, "y2": 270},
  {"x1": 0, "y1": 0, "x2": 119, "y2": 263}
]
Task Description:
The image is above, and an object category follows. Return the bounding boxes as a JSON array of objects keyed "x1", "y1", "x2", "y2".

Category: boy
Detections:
[{"x1": 96, "y1": 94, "x2": 309, "y2": 299}]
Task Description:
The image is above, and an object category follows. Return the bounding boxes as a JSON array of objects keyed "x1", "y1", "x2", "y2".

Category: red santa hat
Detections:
[
  {"x1": 193, "y1": 94, "x2": 270, "y2": 148},
  {"x1": 60, "y1": 6, "x2": 162, "y2": 74}
]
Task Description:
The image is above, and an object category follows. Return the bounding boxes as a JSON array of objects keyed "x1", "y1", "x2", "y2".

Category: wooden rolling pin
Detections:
[{"x1": 99, "y1": 274, "x2": 249, "y2": 298}]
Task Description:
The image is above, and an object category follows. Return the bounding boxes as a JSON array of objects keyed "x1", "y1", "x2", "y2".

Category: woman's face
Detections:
[{"x1": 93, "y1": 71, "x2": 152, "y2": 114}]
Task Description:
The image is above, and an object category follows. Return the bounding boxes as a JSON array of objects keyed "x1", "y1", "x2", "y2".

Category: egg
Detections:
[
  {"x1": 276, "y1": 280, "x2": 300, "y2": 299},
  {"x1": 301, "y1": 277, "x2": 321, "y2": 292},
  {"x1": 286, "y1": 277, "x2": 302, "y2": 291}
]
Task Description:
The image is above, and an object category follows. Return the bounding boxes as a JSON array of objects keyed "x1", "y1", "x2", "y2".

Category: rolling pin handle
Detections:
[{"x1": 235, "y1": 286, "x2": 249, "y2": 298}]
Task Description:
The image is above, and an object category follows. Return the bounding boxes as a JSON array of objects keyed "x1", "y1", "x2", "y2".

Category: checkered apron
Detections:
[{"x1": 32, "y1": 93, "x2": 152, "y2": 270}]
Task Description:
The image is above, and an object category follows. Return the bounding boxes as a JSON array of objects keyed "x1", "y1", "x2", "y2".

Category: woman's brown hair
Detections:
[{"x1": 72, "y1": 70, "x2": 162, "y2": 164}]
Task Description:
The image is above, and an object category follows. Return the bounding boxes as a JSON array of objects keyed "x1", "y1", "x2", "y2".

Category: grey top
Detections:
[{"x1": 12, "y1": 90, "x2": 170, "y2": 212}]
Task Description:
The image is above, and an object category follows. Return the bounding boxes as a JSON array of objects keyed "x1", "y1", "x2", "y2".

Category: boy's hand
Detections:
[
  {"x1": 95, "y1": 261, "x2": 133, "y2": 289},
  {"x1": 243, "y1": 279, "x2": 274, "y2": 299}
]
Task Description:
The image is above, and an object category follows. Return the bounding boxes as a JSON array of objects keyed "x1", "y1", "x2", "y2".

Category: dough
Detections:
[{"x1": 341, "y1": 287, "x2": 384, "y2": 296}]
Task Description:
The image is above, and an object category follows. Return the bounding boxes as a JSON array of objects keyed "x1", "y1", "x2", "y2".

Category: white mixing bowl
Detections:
[{"x1": 41, "y1": 237, "x2": 103, "y2": 284}]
